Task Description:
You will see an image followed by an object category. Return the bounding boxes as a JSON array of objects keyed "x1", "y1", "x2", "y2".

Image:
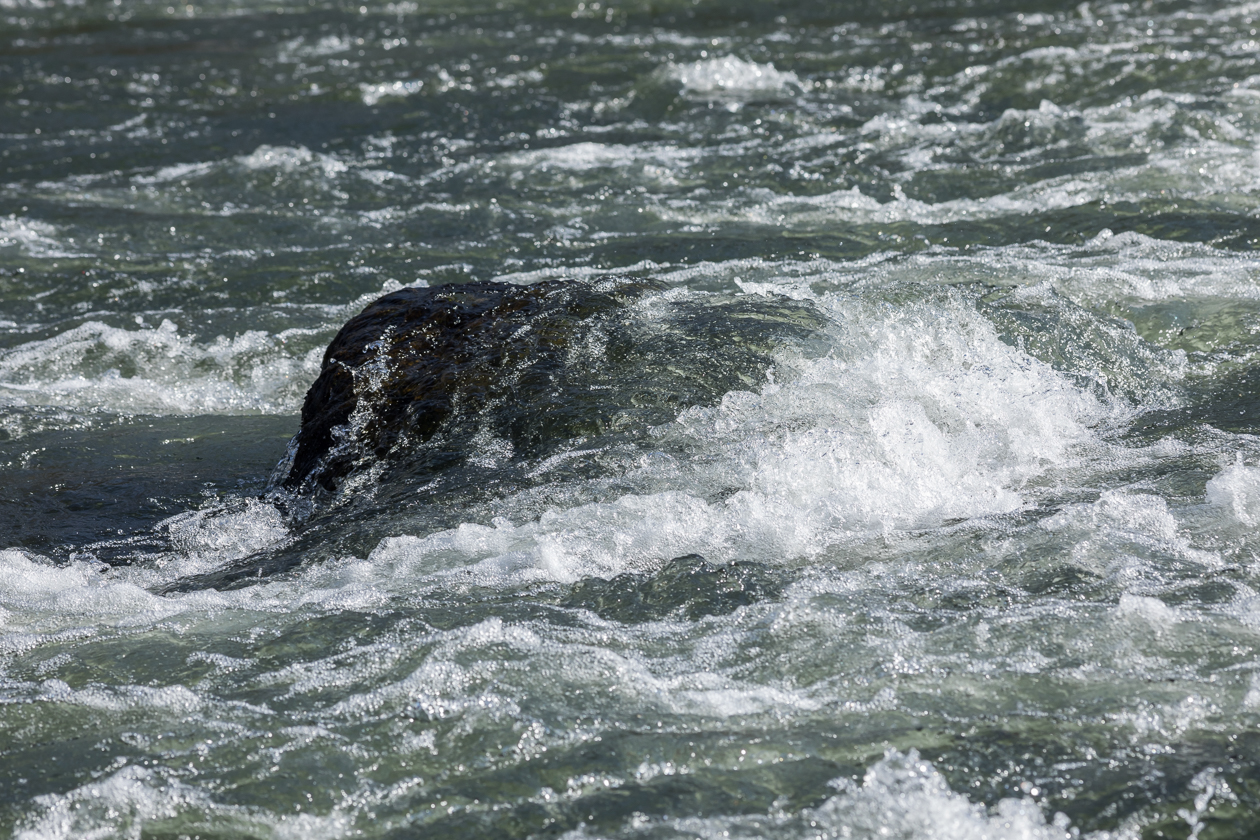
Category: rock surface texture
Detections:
[{"x1": 281, "y1": 277, "x2": 663, "y2": 493}]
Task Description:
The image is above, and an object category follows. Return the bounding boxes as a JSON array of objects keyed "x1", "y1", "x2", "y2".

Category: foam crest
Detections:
[
  {"x1": 0, "y1": 215, "x2": 84, "y2": 258},
  {"x1": 296, "y1": 611, "x2": 820, "y2": 730},
  {"x1": 1198, "y1": 460, "x2": 1260, "y2": 580},
  {"x1": 1117, "y1": 593, "x2": 1183, "y2": 632},
  {"x1": 148, "y1": 498, "x2": 291, "y2": 581},
  {"x1": 276, "y1": 33, "x2": 352, "y2": 62},
  {"x1": 0, "y1": 405, "x2": 101, "y2": 440},
  {"x1": 661, "y1": 173, "x2": 1106, "y2": 230},
  {"x1": 978, "y1": 100, "x2": 1087, "y2": 155},
  {"x1": 359, "y1": 79, "x2": 424, "y2": 106},
  {"x1": 1040, "y1": 489, "x2": 1222, "y2": 584},
  {"x1": 983, "y1": 281, "x2": 1186, "y2": 405},
  {"x1": 661, "y1": 87, "x2": 1260, "y2": 232},
  {"x1": 52, "y1": 143, "x2": 376, "y2": 218},
  {"x1": 12, "y1": 766, "x2": 264, "y2": 840},
  {"x1": 1206, "y1": 460, "x2": 1260, "y2": 528},
  {"x1": 496, "y1": 142, "x2": 698, "y2": 191},
  {"x1": 0, "y1": 550, "x2": 190, "y2": 633},
  {"x1": 30, "y1": 678, "x2": 204, "y2": 712},
  {"x1": 1012, "y1": 232, "x2": 1260, "y2": 305},
  {"x1": 0, "y1": 318, "x2": 323, "y2": 414},
  {"x1": 14, "y1": 754, "x2": 359, "y2": 840},
  {"x1": 348, "y1": 290, "x2": 1112, "y2": 590},
  {"x1": 803, "y1": 750, "x2": 1074, "y2": 840},
  {"x1": 663, "y1": 56, "x2": 801, "y2": 102},
  {"x1": 238, "y1": 144, "x2": 348, "y2": 176},
  {"x1": 563, "y1": 750, "x2": 1082, "y2": 840},
  {"x1": 712, "y1": 293, "x2": 1115, "y2": 528},
  {"x1": 135, "y1": 144, "x2": 350, "y2": 186},
  {"x1": 503, "y1": 142, "x2": 692, "y2": 172}
]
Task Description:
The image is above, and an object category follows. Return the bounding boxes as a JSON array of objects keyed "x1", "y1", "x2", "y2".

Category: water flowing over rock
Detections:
[{"x1": 279, "y1": 277, "x2": 823, "y2": 499}]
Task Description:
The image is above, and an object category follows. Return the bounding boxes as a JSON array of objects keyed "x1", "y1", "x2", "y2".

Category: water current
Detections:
[{"x1": 4, "y1": 0, "x2": 1260, "y2": 836}]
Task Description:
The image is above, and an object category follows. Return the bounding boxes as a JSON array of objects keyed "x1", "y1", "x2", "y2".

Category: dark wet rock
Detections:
[
  {"x1": 562, "y1": 554, "x2": 785, "y2": 622},
  {"x1": 281, "y1": 277, "x2": 664, "y2": 493}
]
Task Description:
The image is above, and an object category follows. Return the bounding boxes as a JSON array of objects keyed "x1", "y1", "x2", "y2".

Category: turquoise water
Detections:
[{"x1": 3, "y1": 0, "x2": 1260, "y2": 836}]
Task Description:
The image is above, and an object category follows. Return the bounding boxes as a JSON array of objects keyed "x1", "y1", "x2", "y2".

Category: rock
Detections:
[
  {"x1": 276, "y1": 276, "x2": 825, "y2": 498},
  {"x1": 280, "y1": 277, "x2": 663, "y2": 493}
]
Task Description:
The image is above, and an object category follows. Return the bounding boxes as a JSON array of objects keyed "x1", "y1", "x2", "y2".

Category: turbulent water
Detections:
[{"x1": 3, "y1": 0, "x2": 1260, "y2": 836}]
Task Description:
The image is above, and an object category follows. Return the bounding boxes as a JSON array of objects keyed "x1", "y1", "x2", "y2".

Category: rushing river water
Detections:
[{"x1": 4, "y1": 0, "x2": 1260, "y2": 836}]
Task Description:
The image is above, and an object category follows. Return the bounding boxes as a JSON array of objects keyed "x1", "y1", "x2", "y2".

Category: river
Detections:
[{"x1": 2, "y1": 0, "x2": 1260, "y2": 836}]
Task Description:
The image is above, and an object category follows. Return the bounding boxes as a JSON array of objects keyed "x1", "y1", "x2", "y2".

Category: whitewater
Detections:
[{"x1": 3, "y1": 0, "x2": 1260, "y2": 836}]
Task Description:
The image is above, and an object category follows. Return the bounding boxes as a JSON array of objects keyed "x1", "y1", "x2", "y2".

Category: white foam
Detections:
[
  {"x1": 117, "y1": 144, "x2": 356, "y2": 214},
  {"x1": 359, "y1": 79, "x2": 424, "y2": 105},
  {"x1": 0, "y1": 318, "x2": 324, "y2": 415},
  {"x1": 489, "y1": 259, "x2": 665, "y2": 287},
  {"x1": 1205, "y1": 460, "x2": 1260, "y2": 528},
  {"x1": 504, "y1": 141, "x2": 678, "y2": 170},
  {"x1": 498, "y1": 142, "x2": 699, "y2": 190},
  {"x1": 276, "y1": 33, "x2": 352, "y2": 62},
  {"x1": 1117, "y1": 593, "x2": 1183, "y2": 631},
  {"x1": 663, "y1": 56, "x2": 802, "y2": 102},
  {"x1": 562, "y1": 750, "x2": 1086, "y2": 840},
  {"x1": 0, "y1": 215, "x2": 85, "y2": 258},
  {"x1": 1000, "y1": 232, "x2": 1260, "y2": 306},
  {"x1": 299, "y1": 612, "x2": 822, "y2": 729},
  {"x1": 0, "y1": 550, "x2": 197, "y2": 634},
  {"x1": 12, "y1": 765, "x2": 270, "y2": 840},
  {"x1": 0, "y1": 500, "x2": 301, "y2": 635},
  {"x1": 804, "y1": 750, "x2": 1075, "y2": 840},
  {"x1": 644, "y1": 83, "x2": 1260, "y2": 232},
  {"x1": 137, "y1": 160, "x2": 215, "y2": 184},
  {"x1": 1197, "y1": 460, "x2": 1260, "y2": 598},
  {"x1": 236, "y1": 144, "x2": 348, "y2": 176},
  {"x1": 656, "y1": 173, "x2": 1103, "y2": 230},
  {"x1": 1041, "y1": 490, "x2": 1221, "y2": 583},
  {"x1": 158, "y1": 498, "x2": 290, "y2": 573},
  {"x1": 32, "y1": 678, "x2": 204, "y2": 712}
]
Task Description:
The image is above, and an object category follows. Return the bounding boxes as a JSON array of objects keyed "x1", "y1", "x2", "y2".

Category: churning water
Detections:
[{"x1": 4, "y1": 0, "x2": 1260, "y2": 836}]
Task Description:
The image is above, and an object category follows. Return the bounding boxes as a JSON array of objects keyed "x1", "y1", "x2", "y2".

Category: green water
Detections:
[{"x1": 3, "y1": 0, "x2": 1260, "y2": 837}]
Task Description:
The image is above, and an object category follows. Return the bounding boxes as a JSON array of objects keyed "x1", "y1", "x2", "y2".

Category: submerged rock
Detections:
[{"x1": 562, "y1": 554, "x2": 786, "y2": 622}]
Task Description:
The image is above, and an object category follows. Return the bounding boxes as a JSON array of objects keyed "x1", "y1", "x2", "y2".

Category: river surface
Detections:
[{"x1": 3, "y1": 0, "x2": 1260, "y2": 836}]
